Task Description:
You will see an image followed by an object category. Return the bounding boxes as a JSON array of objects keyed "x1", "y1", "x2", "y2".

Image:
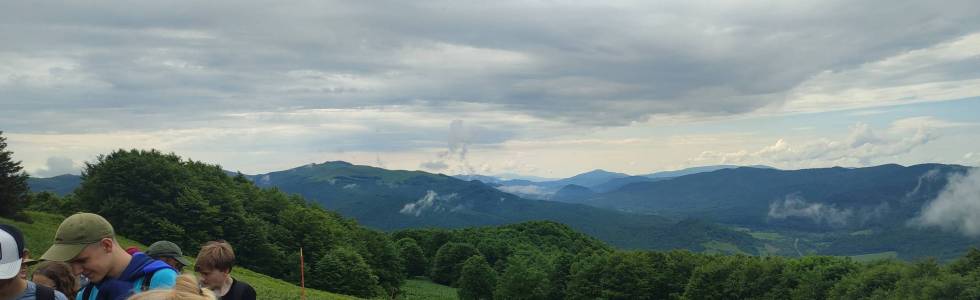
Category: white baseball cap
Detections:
[{"x1": 0, "y1": 224, "x2": 25, "y2": 280}]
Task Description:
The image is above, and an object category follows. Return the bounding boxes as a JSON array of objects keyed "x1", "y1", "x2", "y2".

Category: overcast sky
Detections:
[{"x1": 2, "y1": 0, "x2": 979, "y2": 178}]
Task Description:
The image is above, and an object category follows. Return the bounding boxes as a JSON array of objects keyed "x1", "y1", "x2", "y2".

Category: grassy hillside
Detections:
[
  {"x1": 399, "y1": 278, "x2": 458, "y2": 300},
  {"x1": 2, "y1": 211, "x2": 357, "y2": 300}
]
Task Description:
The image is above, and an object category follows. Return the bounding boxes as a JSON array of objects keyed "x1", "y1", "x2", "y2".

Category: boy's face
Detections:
[
  {"x1": 161, "y1": 257, "x2": 184, "y2": 273},
  {"x1": 197, "y1": 267, "x2": 229, "y2": 290},
  {"x1": 67, "y1": 239, "x2": 114, "y2": 283}
]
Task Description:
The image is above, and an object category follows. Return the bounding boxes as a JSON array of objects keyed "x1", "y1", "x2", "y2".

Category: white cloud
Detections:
[
  {"x1": 913, "y1": 168, "x2": 980, "y2": 236},
  {"x1": 399, "y1": 190, "x2": 460, "y2": 217},
  {"x1": 768, "y1": 194, "x2": 853, "y2": 227}
]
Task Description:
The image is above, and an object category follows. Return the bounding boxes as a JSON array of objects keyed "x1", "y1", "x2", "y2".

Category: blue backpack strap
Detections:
[
  {"x1": 140, "y1": 268, "x2": 162, "y2": 291},
  {"x1": 80, "y1": 283, "x2": 97, "y2": 300}
]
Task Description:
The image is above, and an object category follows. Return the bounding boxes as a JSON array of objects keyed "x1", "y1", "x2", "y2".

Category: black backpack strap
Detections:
[
  {"x1": 80, "y1": 283, "x2": 96, "y2": 300},
  {"x1": 35, "y1": 283, "x2": 56, "y2": 300},
  {"x1": 140, "y1": 268, "x2": 163, "y2": 291}
]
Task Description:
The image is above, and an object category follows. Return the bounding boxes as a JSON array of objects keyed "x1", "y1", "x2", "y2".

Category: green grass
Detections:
[
  {"x1": 701, "y1": 241, "x2": 749, "y2": 255},
  {"x1": 850, "y1": 251, "x2": 899, "y2": 263},
  {"x1": 748, "y1": 231, "x2": 783, "y2": 241},
  {"x1": 397, "y1": 278, "x2": 458, "y2": 300},
  {"x1": 2, "y1": 211, "x2": 357, "y2": 300},
  {"x1": 849, "y1": 229, "x2": 874, "y2": 236}
]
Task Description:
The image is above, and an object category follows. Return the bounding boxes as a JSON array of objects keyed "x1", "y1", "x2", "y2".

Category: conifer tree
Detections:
[{"x1": 0, "y1": 131, "x2": 30, "y2": 220}]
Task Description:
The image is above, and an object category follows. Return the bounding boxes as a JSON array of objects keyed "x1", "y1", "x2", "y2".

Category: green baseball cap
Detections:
[
  {"x1": 146, "y1": 241, "x2": 192, "y2": 266},
  {"x1": 41, "y1": 213, "x2": 115, "y2": 262}
]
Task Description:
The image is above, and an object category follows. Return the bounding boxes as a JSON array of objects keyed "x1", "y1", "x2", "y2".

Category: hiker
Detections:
[
  {"x1": 0, "y1": 224, "x2": 69, "y2": 300},
  {"x1": 31, "y1": 261, "x2": 79, "y2": 299},
  {"x1": 127, "y1": 274, "x2": 215, "y2": 300},
  {"x1": 145, "y1": 242, "x2": 191, "y2": 274},
  {"x1": 39, "y1": 213, "x2": 178, "y2": 300},
  {"x1": 193, "y1": 241, "x2": 255, "y2": 300},
  {"x1": 18, "y1": 249, "x2": 37, "y2": 280}
]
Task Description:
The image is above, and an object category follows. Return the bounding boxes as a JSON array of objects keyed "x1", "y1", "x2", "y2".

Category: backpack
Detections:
[
  {"x1": 78, "y1": 269, "x2": 162, "y2": 300},
  {"x1": 35, "y1": 283, "x2": 55, "y2": 300}
]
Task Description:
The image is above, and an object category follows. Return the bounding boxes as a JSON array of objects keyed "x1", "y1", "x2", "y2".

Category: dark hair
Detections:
[{"x1": 32, "y1": 261, "x2": 79, "y2": 298}]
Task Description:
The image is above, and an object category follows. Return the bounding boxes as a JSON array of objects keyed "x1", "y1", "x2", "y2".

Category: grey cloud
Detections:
[
  {"x1": 913, "y1": 168, "x2": 980, "y2": 236},
  {"x1": 420, "y1": 161, "x2": 449, "y2": 172},
  {"x1": 693, "y1": 119, "x2": 940, "y2": 168},
  {"x1": 4, "y1": 0, "x2": 980, "y2": 131},
  {"x1": 32, "y1": 156, "x2": 78, "y2": 177}
]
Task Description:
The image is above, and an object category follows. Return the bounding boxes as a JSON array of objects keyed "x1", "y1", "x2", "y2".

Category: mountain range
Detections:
[
  {"x1": 457, "y1": 165, "x2": 772, "y2": 199},
  {"x1": 26, "y1": 162, "x2": 979, "y2": 259}
]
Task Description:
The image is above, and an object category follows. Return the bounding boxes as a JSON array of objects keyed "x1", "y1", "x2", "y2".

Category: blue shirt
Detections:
[{"x1": 17, "y1": 281, "x2": 69, "y2": 300}]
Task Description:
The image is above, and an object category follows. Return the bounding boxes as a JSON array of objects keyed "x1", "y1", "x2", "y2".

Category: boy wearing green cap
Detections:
[
  {"x1": 40, "y1": 213, "x2": 177, "y2": 300},
  {"x1": 144, "y1": 241, "x2": 191, "y2": 274}
]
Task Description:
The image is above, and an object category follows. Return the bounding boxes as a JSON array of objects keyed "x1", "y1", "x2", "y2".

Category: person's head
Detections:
[
  {"x1": 0, "y1": 224, "x2": 27, "y2": 292},
  {"x1": 146, "y1": 241, "x2": 191, "y2": 273},
  {"x1": 127, "y1": 274, "x2": 216, "y2": 300},
  {"x1": 40, "y1": 213, "x2": 126, "y2": 283},
  {"x1": 193, "y1": 241, "x2": 235, "y2": 290},
  {"x1": 32, "y1": 261, "x2": 79, "y2": 299},
  {"x1": 18, "y1": 249, "x2": 33, "y2": 280}
]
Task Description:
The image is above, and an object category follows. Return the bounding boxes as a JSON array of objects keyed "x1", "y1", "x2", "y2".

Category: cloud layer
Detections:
[
  {"x1": 3, "y1": 0, "x2": 980, "y2": 130},
  {"x1": 3, "y1": 1, "x2": 980, "y2": 176}
]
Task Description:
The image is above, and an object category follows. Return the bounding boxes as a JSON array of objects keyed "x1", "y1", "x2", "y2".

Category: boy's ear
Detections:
[{"x1": 100, "y1": 238, "x2": 115, "y2": 252}]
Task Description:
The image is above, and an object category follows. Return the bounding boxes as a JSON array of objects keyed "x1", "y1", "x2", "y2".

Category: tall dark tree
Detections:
[
  {"x1": 458, "y1": 255, "x2": 497, "y2": 300},
  {"x1": 397, "y1": 238, "x2": 429, "y2": 276},
  {"x1": 431, "y1": 242, "x2": 482, "y2": 286},
  {"x1": 0, "y1": 131, "x2": 30, "y2": 220}
]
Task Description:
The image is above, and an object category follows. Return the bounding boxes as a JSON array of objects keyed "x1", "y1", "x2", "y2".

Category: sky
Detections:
[{"x1": 2, "y1": 0, "x2": 979, "y2": 178}]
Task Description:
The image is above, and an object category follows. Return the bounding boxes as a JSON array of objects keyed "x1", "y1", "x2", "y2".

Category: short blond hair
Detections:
[
  {"x1": 127, "y1": 274, "x2": 216, "y2": 300},
  {"x1": 194, "y1": 240, "x2": 235, "y2": 272}
]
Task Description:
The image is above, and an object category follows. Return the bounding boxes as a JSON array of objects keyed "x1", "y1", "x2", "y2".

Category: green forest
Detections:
[{"x1": 4, "y1": 143, "x2": 980, "y2": 299}]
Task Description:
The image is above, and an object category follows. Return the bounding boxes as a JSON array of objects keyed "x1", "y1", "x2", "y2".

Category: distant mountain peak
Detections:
[
  {"x1": 571, "y1": 169, "x2": 629, "y2": 178},
  {"x1": 319, "y1": 161, "x2": 354, "y2": 166}
]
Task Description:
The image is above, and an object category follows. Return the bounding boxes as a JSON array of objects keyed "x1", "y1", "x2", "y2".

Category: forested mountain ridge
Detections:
[{"x1": 244, "y1": 161, "x2": 759, "y2": 253}]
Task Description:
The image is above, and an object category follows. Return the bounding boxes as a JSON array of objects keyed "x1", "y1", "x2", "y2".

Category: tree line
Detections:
[{"x1": 394, "y1": 224, "x2": 980, "y2": 299}]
